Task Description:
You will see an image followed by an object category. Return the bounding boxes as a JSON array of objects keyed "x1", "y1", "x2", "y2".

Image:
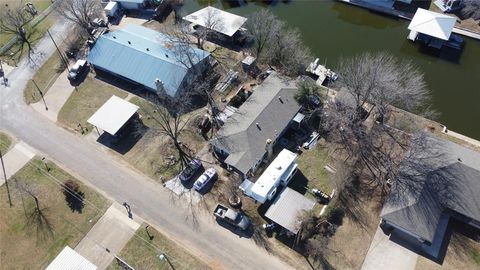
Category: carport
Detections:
[
  {"x1": 46, "y1": 246, "x2": 97, "y2": 270},
  {"x1": 87, "y1": 95, "x2": 139, "y2": 136},
  {"x1": 265, "y1": 187, "x2": 315, "y2": 234}
]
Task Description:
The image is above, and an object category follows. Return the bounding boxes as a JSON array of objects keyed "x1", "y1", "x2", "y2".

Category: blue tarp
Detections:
[{"x1": 88, "y1": 24, "x2": 210, "y2": 96}]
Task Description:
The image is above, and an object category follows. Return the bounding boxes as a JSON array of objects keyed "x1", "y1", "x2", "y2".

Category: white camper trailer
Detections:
[{"x1": 247, "y1": 149, "x2": 298, "y2": 204}]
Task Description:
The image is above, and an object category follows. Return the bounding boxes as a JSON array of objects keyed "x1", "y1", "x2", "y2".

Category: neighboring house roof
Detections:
[
  {"x1": 115, "y1": 0, "x2": 145, "y2": 3},
  {"x1": 183, "y1": 6, "x2": 247, "y2": 37},
  {"x1": 211, "y1": 72, "x2": 301, "y2": 174},
  {"x1": 408, "y1": 8, "x2": 456, "y2": 40},
  {"x1": 87, "y1": 95, "x2": 139, "y2": 135},
  {"x1": 265, "y1": 187, "x2": 315, "y2": 234},
  {"x1": 87, "y1": 24, "x2": 210, "y2": 96},
  {"x1": 46, "y1": 246, "x2": 97, "y2": 270},
  {"x1": 381, "y1": 135, "x2": 480, "y2": 243}
]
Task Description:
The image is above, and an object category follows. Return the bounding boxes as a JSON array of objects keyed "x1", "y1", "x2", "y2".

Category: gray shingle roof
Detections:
[
  {"x1": 211, "y1": 72, "x2": 300, "y2": 174},
  {"x1": 381, "y1": 135, "x2": 480, "y2": 242}
]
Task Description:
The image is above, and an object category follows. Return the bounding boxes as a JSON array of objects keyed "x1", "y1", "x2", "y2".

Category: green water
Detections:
[{"x1": 183, "y1": 0, "x2": 480, "y2": 139}]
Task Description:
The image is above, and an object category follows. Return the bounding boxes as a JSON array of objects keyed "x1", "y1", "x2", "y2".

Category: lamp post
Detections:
[
  {"x1": 158, "y1": 254, "x2": 175, "y2": 270},
  {"x1": 41, "y1": 157, "x2": 50, "y2": 171}
]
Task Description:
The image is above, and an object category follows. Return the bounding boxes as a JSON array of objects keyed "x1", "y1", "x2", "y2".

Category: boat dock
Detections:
[{"x1": 335, "y1": 0, "x2": 480, "y2": 41}]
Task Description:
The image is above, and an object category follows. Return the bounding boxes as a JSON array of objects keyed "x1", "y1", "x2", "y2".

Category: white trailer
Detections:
[{"x1": 247, "y1": 149, "x2": 298, "y2": 204}]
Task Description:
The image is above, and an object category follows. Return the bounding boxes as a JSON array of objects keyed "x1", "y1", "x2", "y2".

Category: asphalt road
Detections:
[{"x1": 0, "y1": 20, "x2": 293, "y2": 270}]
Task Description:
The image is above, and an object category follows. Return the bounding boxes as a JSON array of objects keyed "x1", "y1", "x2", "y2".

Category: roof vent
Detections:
[
  {"x1": 113, "y1": 35, "x2": 116, "y2": 39},
  {"x1": 458, "y1": 158, "x2": 462, "y2": 162},
  {"x1": 128, "y1": 41, "x2": 131, "y2": 44},
  {"x1": 165, "y1": 54, "x2": 169, "y2": 58},
  {"x1": 256, "y1": 122, "x2": 261, "y2": 130},
  {"x1": 278, "y1": 96, "x2": 283, "y2": 103},
  {"x1": 146, "y1": 48, "x2": 150, "y2": 51}
]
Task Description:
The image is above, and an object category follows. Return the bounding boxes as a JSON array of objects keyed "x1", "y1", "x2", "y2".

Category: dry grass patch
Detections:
[
  {"x1": 0, "y1": 131, "x2": 12, "y2": 153},
  {"x1": 107, "y1": 222, "x2": 211, "y2": 270},
  {"x1": 0, "y1": 158, "x2": 109, "y2": 269},
  {"x1": 58, "y1": 76, "x2": 128, "y2": 133}
]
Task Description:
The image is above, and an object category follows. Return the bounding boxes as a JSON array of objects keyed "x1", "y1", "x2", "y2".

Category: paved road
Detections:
[{"x1": 0, "y1": 20, "x2": 292, "y2": 270}]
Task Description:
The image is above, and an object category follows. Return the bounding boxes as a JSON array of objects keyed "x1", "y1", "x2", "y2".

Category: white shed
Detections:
[
  {"x1": 46, "y1": 246, "x2": 97, "y2": 270},
  {"x1": 87, "y1": 95, "x2": 139, "y2": 136}
]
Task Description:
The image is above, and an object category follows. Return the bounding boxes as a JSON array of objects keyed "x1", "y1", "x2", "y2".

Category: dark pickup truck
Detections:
[{"x1": 213, "y1": 204, "x2": 251, "y2": 231}]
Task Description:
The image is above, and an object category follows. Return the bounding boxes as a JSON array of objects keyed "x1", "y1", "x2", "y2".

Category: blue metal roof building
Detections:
[{"x1": 88, "y1": 24, "x2": 210, "y2": 97}]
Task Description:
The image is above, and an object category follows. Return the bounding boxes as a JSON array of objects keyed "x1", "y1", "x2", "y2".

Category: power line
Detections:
[{"x1": 0, "y1": 141, "x2": 184, "y2": 267}]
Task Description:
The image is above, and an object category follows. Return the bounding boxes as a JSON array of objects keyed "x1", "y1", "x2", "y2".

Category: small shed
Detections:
[
  {"x1": 265, "y1": 187, "x2": 315, "y2": 234},
  {"x1": 46, "y1": 246, "x2": 97, "y2": 270},
  {"x1": 408, "y1": 8, "x2": 456, "y2": 41},
  {"x1": 87, "y1": 95, "x2": 139, "y2": 136},
  {"x1": 183, "y1": 6, "x2": 247, "y2": 37},
  {"x1": 241, "y1": 56, "x2": 256, "y2": 71}
]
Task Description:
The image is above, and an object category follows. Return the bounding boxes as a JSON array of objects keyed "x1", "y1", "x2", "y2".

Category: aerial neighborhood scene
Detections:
[{"x1": 1, "y1": 0, "x2": 480, "y2": 269}]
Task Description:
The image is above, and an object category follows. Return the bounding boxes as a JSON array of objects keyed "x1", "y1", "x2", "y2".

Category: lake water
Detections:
[{"x1": 182, "y1": 0, "x2": 480, "y2": 139}]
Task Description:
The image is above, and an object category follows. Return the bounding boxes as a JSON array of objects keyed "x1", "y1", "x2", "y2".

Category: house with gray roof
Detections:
[
  {"x1": 211, "y1": 72, "x2": 302, "y2": 178},
  {"x1": 381, "y1": 134, "x2": 480, "y2": 249},
  {"x1": 88, "y1": 24, "x2": 210, "y2": 97}
]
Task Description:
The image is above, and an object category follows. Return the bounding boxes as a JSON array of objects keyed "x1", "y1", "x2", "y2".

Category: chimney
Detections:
[
  {"x1": 265, "y1": 139, "x2": 273, "y2": 160},
  {"x1": 155, "y1": 78, "x2": 165, "y2": 96}
]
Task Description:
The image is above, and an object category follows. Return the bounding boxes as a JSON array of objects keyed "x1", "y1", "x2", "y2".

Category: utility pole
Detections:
[
  {"x1": 0, "y1": 150, "x2": 13, "y2": 207},
  {"x1": 47, "y1": 29, "x2": 70, "y2": 72},
  {"x1": 32, "y1": 79, "x2": 48, "y2": 110}
]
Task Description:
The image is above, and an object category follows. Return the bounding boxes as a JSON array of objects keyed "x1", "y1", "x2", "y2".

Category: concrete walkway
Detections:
[
  {"x1": 31, "y1": 69, "x2": 75, "y2": 122},
  {"x1": 0, "y1": 141, "x2": 36, "y2": 185},
  {"x1": 361, "y1": 226, "x2": 419, "y2": 270},
  {"x1": 74, "y1": 203, "x2": 141, "y2": 270},
  {"x1": 446, "y1": 130, "x2": 480, "y2": 148}
]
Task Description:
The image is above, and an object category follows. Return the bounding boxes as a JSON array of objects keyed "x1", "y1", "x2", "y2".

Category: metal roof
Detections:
[
  {"x1": 183, "y1": 6, "x2": 247, "y2": 37},
  {"x1": 265, "y1": 187, "x2": 315, "y2": 234},
  {"x1": 88, "y1": 24, "x2": 210, "y2": 96},
  {"x1": 408, "y1": 8, "x2": 456, "y2": 40},
  {"x1": 87, "y1": 95, "x2": 139, "y2": 135},
  {"x1": 46, "y1": 246, "x2": 97, "y2": 270}
]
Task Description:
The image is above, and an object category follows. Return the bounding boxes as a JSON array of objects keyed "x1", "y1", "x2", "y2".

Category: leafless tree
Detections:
[
  {"x1": 56, "y1": 0, "x2": 102, "y2": 35},
  {"x1": 193, "y1": 7, "x2": 224, "y2": 50},
  {"x1": 0, "y1": 2, "x2": 36, "y2": 60},
  {"x1": 323, "y1": 52, "x2": 435, "y2": 194},
  {"x1": 245, "y1": 10, "x2": 311, "y2": 76},
  {"x1": 15, "y1": 180, "x2": 54, "y2": 242},
  {"x1": 245, "y1": 9, "x2": 283, "y2": 60},
  {"x1": 305, "y1": 237, "x2": 334, "y2": 270}
]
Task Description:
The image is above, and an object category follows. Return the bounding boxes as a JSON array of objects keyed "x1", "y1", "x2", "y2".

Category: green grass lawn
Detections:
[
  {"x1": 107, "y1": 223, "x2": 211, "y2": 270},
  {"x1": 0, "y1": 157, "x2": 110, "y2": 269},
  {"x1": 23, "y1": 45, "x2": 64, "y2": 104},
  {"x1": 296, "y1": 145, "x2": 334, "y2": 197},
  {"x1": 58, "y1": 77, "x2": 128, "y2": 133},
  {"x1": 0, "y1": 131, "x2": 12, "y2": 153}
]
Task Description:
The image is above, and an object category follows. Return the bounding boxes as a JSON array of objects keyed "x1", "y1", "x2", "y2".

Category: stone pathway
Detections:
[
  {"x1": 31, "y1": 69, "x2": 75, "y2": 122},
  {"x1": 0, "y1": 141, "x2": 36, "y2": 185},
  {"x1": 361, "y1": 225, "x2": 418, "y2": 270},
  {"x1": 74, "y1": 202, "x2": 141, "y2": 270}
]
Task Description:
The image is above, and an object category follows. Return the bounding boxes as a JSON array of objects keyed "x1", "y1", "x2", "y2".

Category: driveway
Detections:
[
  {"x1": 361, "y1": 225, "x2": 419, "y2": 270},
  {"x1": 0, "y1": 19, "x2": 293, "y2": 270},
  {"x1": 75, "y1": 203, "x2": 141, "y2": 269},
  {"x1": 0, "y1": 141, "x2": 36, "y2": 185},
  {"x1": 31, "y1": 68, "x2": 75, "y2": 122}
]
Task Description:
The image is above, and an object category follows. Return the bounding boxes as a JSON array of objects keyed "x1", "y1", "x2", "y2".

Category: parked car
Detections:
[
  {"x1": 302, "y1": 131, "x2": 321, "y2": 149},
  {"x1": 67, "y1": 60, "x2": 88, "y2": 81},
  {"x1": 193, "y1": 168, "x2": 217, "y2": 191},
  {"x1": 214, "y1": 204, "x2": 251, "y2": 231},
  {"x1": 179, "y1": 159, "x2": 202, "y2": 182}
]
